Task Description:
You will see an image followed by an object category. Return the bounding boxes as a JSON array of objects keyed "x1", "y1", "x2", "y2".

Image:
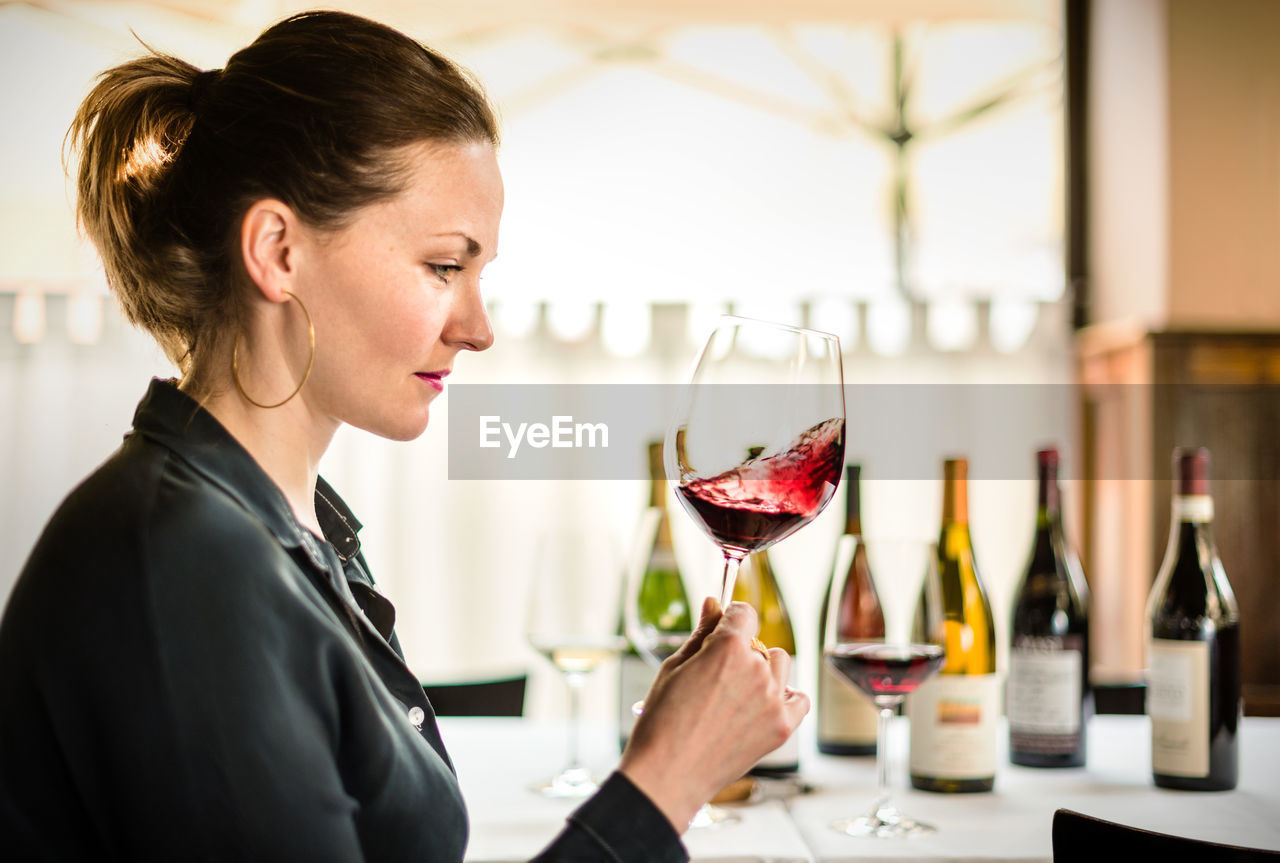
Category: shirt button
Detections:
[{"x1": 407, "y1": 706, "x2": 425, "y2": 729}]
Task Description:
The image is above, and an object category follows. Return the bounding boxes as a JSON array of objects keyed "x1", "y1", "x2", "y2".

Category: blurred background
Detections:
[{"x1": 1, "y1": 0, "x2": 1277, "y2": 724}]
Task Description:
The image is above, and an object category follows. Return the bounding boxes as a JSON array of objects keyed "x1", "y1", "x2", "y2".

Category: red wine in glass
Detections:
[
  {"x1": 821, "y1": 539, "x2": 943, "y2": 839},
  {"x1": 667, "y1": 316, "x2": 845, "y2": 610},
  {"x1": 675, "y1": 416, "x2": 844, "y2": 555},
  {"x1": 826, "y1": 643, "x2": 945, "y2": 698}
]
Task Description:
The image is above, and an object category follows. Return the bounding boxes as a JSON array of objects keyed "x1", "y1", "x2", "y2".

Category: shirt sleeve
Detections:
[{"x1": 530, "y1": 772, "x2": 688, "y2": 863}]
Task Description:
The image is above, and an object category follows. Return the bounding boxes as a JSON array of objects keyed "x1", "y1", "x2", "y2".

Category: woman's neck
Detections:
[{"x1": 189, "y1": 379, "x2": 336, "y2": 538}]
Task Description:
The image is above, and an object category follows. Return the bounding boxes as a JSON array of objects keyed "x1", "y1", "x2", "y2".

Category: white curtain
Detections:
[{"x1": 0, "y1": 0, "x2": 1074, "y2": 723}]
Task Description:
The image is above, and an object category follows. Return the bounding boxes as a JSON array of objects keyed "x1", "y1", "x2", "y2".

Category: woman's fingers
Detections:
[
  {"x1": 765, "y1": 648, "x2": 808, "y2": 738},
  {"x1": 716, "y1": 600, "x2": 759, "y2": 641},
  {"x1": 668, "y1": 599, "x2": 758, "y2": 672},
  {"x1": 663, "y1": 596, "x2": 723, "y2": 669},
  {"x1": 780, "y1": 686, "x2": 811, "y2": 731},
  {"x1": 765, "y1": 646, "x2": 791, "y2": 689},
  {"x1": 617, "y1": 596, "x2": 810, "y2": 833}
]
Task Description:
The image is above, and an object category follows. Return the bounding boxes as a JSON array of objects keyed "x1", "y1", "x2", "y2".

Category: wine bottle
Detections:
[
  {"x1": 908, "y1": 457, "x2": 998, "y2": 793},
  {"x1": 732, "y1": 547, "x2": 800, "y2": 775},
  {"x1": 617, "y1": 441, "x2": 694, "y2": 752},
  {"x1": 1007, "y1": 447, "x2": 1092, "y2": 767},
  {"x1": 817, "y1": 464, "x2": 884, "y2": 755},
  {"x1": 1145, "y1": 447, "x2": 1240, "y2": 791}
]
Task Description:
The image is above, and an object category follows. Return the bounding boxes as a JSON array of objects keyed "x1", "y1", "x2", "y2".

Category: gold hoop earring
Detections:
[{"x1": 231, "y1": 290, "x2": 316, "y2": 409}]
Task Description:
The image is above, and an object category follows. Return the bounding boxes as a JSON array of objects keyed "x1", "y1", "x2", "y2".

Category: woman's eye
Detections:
[{"x1": 429, "y1": 263, "x2": 463, "y2": 283}]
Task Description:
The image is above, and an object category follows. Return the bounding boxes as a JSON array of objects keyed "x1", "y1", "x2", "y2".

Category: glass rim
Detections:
[{"x1": 713, "y1": 313, "x2": 841, "y2": 344}]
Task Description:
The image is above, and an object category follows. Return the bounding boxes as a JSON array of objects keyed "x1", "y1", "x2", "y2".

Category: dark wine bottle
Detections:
[
  {"x1": 733, "y1": 546, "x2": 799, "y2": 775},
  {"x1": 1145, "y1": 447, "x2": 1240, "y2": 791},
  {"x1": 1007, "y1": 447, "x2": 1092, "y2": 767},
  {"x1": 817, "y1": 464, "x2": 884, "y2": 755},
  {"x1": 909, "y1": 457, "x2": 998, "y2": 793},
  {"x1": 618, "y1": 441, "x2": 694, "y2": 752}
]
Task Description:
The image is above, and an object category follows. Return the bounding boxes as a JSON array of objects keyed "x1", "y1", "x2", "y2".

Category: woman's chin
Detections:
[{"x1": 363, "y1": 409, "x2": 432, "y2": 443}]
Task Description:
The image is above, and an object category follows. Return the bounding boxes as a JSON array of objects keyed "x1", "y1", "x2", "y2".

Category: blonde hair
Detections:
[{"x1": 67, "y1": 11, "x2": 498, "y2": 395}]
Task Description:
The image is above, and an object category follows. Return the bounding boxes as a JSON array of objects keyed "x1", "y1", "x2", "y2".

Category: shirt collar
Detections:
[
  {"x1": 128, "y1": 378, "x2": 357, "y2": 572},
  {"x1": 315, "y1": 476, "x2": 363, "y2": 563}
]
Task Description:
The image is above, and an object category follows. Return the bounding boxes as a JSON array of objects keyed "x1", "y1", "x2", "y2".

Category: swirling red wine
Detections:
[
  {"x1": 827, "y1": 643, "x2": 946, "y2": 699},
  {"x1": 675, "y1": 417, "x2": 844, "y2": 554}
]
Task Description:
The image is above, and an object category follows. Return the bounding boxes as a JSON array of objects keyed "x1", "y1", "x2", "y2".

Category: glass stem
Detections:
[
  {"x1": 565, "y1": 672, "x2": 585, "y2": 772},
  {"x1": 720, "y1": 552, "x2": 745, "y2": 608},
  {"x1": 876, "y1": 704, "x2": 894, "y2": 801}
]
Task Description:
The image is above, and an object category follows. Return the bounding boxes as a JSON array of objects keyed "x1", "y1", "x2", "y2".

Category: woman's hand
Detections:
[{"x1": 617, "y1": 597, "x2": 810, "y2": 832}]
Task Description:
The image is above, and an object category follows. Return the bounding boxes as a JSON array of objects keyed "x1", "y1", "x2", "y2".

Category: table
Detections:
[
  {"x1": 446, "y1": 715, "x2": 813, "y2": 863},
  {"x1": 441, "y1": 715, "x2": 1280, "y2": 862},
  {"x1": 791, "y1": 715, "x2": 1280, "y2": 862}
]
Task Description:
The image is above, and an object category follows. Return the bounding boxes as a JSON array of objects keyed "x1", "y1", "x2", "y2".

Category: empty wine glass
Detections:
[
  {"x1": 822, "y1": 539, "x2": 945, "y2": 838},
  {"x1": 666, "y1": 315, "x2": 845, "y2": 607},
  {"x1": 526, "y1": 529, "x2": 628, "y2": 797}
]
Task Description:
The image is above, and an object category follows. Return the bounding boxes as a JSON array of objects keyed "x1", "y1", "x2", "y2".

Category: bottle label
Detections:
[
  {"x1": 756, "y1": 663, "x2": 801, "y2": 770},
  {"x1": 908, "y1": 673, "x2": 1001, "y2": 780},
  {"x1": 1147, "y1": 638, "x2": 1210, "y2": 777},
  {"x1": 618, "y1": 654, "x2": 654, "y2": 745},
  {"x1": 1007, "y1": 637, "x2": 1083, "y2": 751},
  {"x1": 818, "y1": 663, "x2": 879, "y2": 746},
  {"x1": 1172, "y1": 495, "x2": 1214, "y2": 523}
]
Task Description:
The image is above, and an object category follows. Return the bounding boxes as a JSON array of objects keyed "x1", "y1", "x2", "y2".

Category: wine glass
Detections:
[
  {"x1": 525, "y1": 529, "x2": 628, "y2": 797},
  {"x1": 621, "y1": 515, "x2": 739, "y2": 828},
  {"x1": 665, "y1": 315, "x2": 846, "y2": 608},
  {"x1": 821, "y1": 539, "x2": 945, "y2": 838}
]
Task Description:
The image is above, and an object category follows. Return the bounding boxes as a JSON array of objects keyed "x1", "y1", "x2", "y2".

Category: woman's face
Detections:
[{"x1": 295, "y1": 140, "x2": 502, "y2": 441}]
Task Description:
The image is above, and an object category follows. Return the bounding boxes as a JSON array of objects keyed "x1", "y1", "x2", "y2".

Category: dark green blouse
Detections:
[{"x1": 0, "y1": 378, "x2": 685, "y2": 862}]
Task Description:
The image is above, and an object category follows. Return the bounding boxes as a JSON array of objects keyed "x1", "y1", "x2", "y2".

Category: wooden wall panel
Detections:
[{"x1": 1079, "y1": 328, "x2": 1280, "y2": 716}]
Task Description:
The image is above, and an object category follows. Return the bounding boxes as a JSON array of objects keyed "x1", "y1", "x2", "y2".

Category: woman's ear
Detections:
[{"x1": 240, "y1": 199, "x2": 299, "y2": 303}]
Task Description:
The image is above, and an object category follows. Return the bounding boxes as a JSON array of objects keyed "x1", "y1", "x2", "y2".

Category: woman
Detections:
[{"x1": 0, "y1": 10, "x2": 808, "y2": 862}]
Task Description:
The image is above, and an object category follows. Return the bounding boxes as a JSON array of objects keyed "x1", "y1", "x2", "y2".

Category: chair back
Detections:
[
  {"x1": 422, "y1": 675, "x2": 527, "y2": 717},
  {"x1": 1053, "y1": 809, "x2": 1280, "y2": 863}
]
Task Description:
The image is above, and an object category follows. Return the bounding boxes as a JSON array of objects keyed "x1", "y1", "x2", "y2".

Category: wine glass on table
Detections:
[
  {"x1": 665, "y1": 315, "x2": 846, "y2": 610},
  {"x1": 822, "y1": 539, "x2": 945, "y2": 838},
  {"x1": 525, "y1": 529, "x2": 628, "y2": 797}
]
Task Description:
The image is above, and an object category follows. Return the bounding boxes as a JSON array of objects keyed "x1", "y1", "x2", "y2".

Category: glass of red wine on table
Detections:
[{"x1": 822, "y1": 539, "x2": 945, "y2": 839}]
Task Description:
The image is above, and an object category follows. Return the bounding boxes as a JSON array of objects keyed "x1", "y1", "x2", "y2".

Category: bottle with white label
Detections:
[
  {"x1": 1007, "y1": 447, "x2": 1091, "y2": 767},
  {"x1": 1145, "y1": 447, "x2": 1240, "y2": 791},
  {"x1": 909, "y1": 457, "x2": 998, "y2": 793}
]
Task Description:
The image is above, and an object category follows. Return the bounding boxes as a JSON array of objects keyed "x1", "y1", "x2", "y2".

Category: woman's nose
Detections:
[{"x1": 445, "y1": 279, "x2": 494, "y2": 353}]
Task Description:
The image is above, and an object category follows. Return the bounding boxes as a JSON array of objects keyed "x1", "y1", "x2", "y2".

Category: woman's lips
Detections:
[{"x1": 414, "y1": 370, "x2": 449, "y2": 392}]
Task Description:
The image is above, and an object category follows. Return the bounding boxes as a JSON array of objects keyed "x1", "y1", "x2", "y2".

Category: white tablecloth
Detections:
[
  {"x1": 445, "y1": 717, "x2": 813, "y2": 863},
  {"x1": 791, "y1": 715, "x2": 1280, "y2": 862},
  {"x1": 441, "y1": 715, "x2": 1280, "y2": 863}
]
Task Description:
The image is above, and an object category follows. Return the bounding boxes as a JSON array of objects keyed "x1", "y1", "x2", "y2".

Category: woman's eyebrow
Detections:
[{"x1": 429, "y1": 231, "x2": 483, "y2": 258}]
